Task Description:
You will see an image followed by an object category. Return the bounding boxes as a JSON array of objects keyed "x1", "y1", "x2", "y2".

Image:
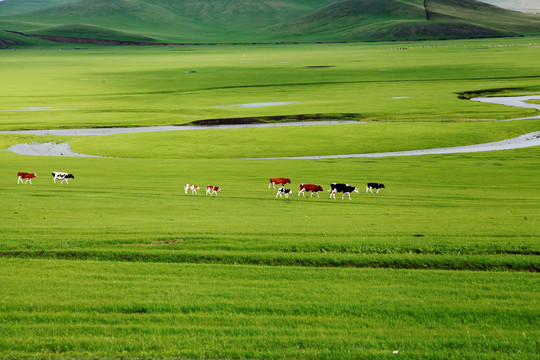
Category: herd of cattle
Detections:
[
  {"x1": 17, "y1": 172, "x2": 384, "y2": 200},
  {"x1": 184, "y1": 184, "x2": 221, "y2": 196},
  {"x1": 269, "y1": 177, "x2": 385, "y2": 200},
  {"x1": 17, "y1": 172, "x2": 74, "y2": 184},
  {"x1": 183, "y1": 178, "x2": 385, "y2": 200}
]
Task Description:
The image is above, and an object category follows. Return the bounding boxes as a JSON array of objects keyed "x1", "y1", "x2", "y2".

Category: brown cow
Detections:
[
  {"x1": 18, "y1": 172, "x2": 37, "y2": 184},
  {"x1": 206, "y1": 185, "x2": 221, "y2": 196},
  {"x1": 184, "y1": 184, "x2": 200, "y2": 194},
  {"x1": 298, "y1": 184, "x2": 324, "y2": 198},
  {"x1": 269, "y1": 177, "x2": 291, "y2": 189}
]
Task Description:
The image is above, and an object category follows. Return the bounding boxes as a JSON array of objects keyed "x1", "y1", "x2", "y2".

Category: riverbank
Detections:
[{"x1": 2, "y1": 96, "x2": 539, "y2": 157}]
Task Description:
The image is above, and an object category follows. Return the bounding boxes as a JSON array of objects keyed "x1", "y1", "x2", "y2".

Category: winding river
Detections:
[{"x1": 2, "y1": 96, "x2": 539, "y2": 158}]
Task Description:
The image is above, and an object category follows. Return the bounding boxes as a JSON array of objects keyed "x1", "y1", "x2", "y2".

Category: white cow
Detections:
[
  {"x1": 276, "y1": 188, "x2": 292, "y2": 198},
  {"x1": 206, "y1": 185, "x2": 221, "y2": 196},
  {"x1": 52, "y1": 172, "x2": 74, "y2": 184},
  {"x1": 184, "y1": 184, "x2": 200, "y2": 194}
]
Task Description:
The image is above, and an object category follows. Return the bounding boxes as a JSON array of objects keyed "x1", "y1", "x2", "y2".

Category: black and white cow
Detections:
[
  {"x1": 366, "y1": 182, "x2": 385, "y2": 193},
  {"x1": 52, "y1": 172, "x2": 74, "y2": 184},
  {"x1": 329, "y1": 183, "x2": 358, "y2": 200},
  {"x1": 276, "y1": 187, "x2": 292, "y2": 198}
]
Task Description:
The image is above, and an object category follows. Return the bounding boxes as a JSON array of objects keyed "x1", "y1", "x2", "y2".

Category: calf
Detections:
[
  {"x1": 52, "y1": 172, "x2": 74, "y2": 184},
  {"x1": 206, "y1": 185, "x2": 221, "y2": 196},
  {"x1": 276, "y1": 187, "x2": 292, "y2": 198},
  {"x1": 366, "y1": 182, "x2": 385, "y2": 193},
  {"x1": 298, "y1": 184, "x2": 323, "y2": 198},
  {"x1": 269, "y1": 177, "x2": 291, "y2": 189},
  {"x1": 17, "y1": 172, "x2": 37, "y2": 184},
  {"x1": 329, "y1": 183, "x2": 359, "y2": 200},
  {"x1": 184, "y1": 184, "x2": 200, "y2": 194}
]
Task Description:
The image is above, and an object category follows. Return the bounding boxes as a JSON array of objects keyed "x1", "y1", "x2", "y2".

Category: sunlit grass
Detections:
[
  {"x1": 0, "y1": 38, "x2": 539, "y2": 359},
  {"x1": 1, "y1": 39, "x2": 539, "y2": 130},
  {"x1": 69, "y1": 120, "x2": 540, "y2": 159},
  {"x1": 0, "y1": 258, "x2": 538, "y2": 359},
  {"x1": 1, "y1": 148, "x2": 538, "y2": 264}
]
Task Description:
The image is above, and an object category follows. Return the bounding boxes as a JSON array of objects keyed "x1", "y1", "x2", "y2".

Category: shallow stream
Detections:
[{"x1": 2, "y1": 96, "x2": 539, "y2": 158}]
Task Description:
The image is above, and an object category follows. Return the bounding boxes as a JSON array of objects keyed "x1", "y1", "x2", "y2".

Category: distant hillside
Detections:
[
  {"x1": 426, "y1": 0, "x2": 540, "y2": 35},
  {"x1": 264, "y1": 0, "x2": 430, "y2": 40},
  {"x1": 145, "y1": 0, "x2": 339, "y2": 30},
  {"x1": 0, "y1": 29, "x2": 43, "y2": 48},
  {"x1": 0, "y1": 0, "x2": 79, "y2": 16},
  {"x1": 34, "y1": 24, "x2": 157, "y2": 42},
  {"x1": 0, "y1": 0, "x2": 539, "y2": 47},
  {"x1": 265, "y1": 0, "x2": 423, "y2": 35},
  {"x1": 0, "y1": 0, "x2": 342, "y2": 43},
  {"x1": 265, "y1": 0, "x2": 540, "y2": 41}
]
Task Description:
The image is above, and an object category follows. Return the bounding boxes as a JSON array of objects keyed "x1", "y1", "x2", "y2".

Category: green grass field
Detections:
[
  {"x1": 1, "y1": 259, "x2": 537, "y2": 359},
  {"x1": 1, "y1": 38, "x2": 540, "y2": 130},
  {"x1": 68, "y1": 120, "x2": 540, "y2": 159},
  {"x1": 0, "y1": 38, "x2": 539, "y2": 359}
]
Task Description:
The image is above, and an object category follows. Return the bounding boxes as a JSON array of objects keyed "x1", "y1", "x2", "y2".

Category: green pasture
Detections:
[
  {"x1": 68, "y1": 120, "x2": 540, "y2": 159},
  {"x1": 1, "y1": 259, "x2": 538, "y2": 359},
  {"x1": 1, "y1": 38, "x2": 540, "y2": 130},
  {"x1": 1, "y1": 146, "x2": 538, "y2": 269},
  {"x1": 0, "y1": 38, "x2": 539, "y2": 359}
]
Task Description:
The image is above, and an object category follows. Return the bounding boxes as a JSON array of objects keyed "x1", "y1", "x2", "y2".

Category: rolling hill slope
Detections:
[
  {"x1": 0, "y1": 0, "x2": 79, "y2": 16},
  {"x1": 265, "y1": 0, "x2": 540, "y2": 40},
  {"x1": 0, "y1": 0, "x2": 539, "y2": 46},
  {"x1": 263, "y1": 0, "x2": 429, "y2": 40},
  {"x1": 426, "y1": 0, "x2": 540, "y2": 35},
  {"x1": 1, "y1": 0, "x2": 208, "y2": 41},
  {"x1": 0, "y1": 0, "x2": 343, "y2": 42}
]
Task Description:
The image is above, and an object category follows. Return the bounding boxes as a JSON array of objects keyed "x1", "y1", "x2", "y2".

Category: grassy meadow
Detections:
[
  {"x1": 0, "y1": 38, "x2": 539, "y2": 359},
  {"x1": 1, "y1": 259, "x2": 538, "y2": 360},
  {"x1": 1, "y1": 38, "x2": 540, "y2": 130},
  {"x1": 68, "y1": 120, "x2": 540, "y2": 159}
]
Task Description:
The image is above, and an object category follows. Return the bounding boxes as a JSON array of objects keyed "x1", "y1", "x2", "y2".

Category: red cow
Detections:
[
  {"x1": 18, "y1": 172, "x2": 37, "y2": 184},
  {"x1": 298, "y1": 184, "x2": 324, "y2": 198},
  {"x1": 184, "y1": 184, "x2": 200, "y2": 194},
  {"x1": 206, "y1": 185, "x2": 221, "y2": 196},
  {"x1": 269, "y1": 177, "x2": 291, "y2": 189}
]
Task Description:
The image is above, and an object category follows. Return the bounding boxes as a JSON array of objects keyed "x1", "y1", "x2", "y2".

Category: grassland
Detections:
[
  {"x1": 68, "y1": 120, "x2": 540, "y2": 159},
  {"x1": 1, "y1": 146, "x2": 539, "y2": 266},
  {"x1": 1, "y1": 259, "x2": 538, "y2": 359},
  {"x1": 0, "y1": 38, "x2": 539, "y2": 359},
  {"x1": 1, "y1": 38, "x2": 540, "y2": 131}
]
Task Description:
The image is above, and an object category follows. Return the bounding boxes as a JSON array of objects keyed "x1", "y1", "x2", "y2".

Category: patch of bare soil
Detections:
[
  {"x1": 189, "y1": 113, "x2": 363, "y2": 126},
  {"x1": 190, "y1": 118, "x2": 264, "y2": 126},
  {"x1": 457, "y1": 87, "x2": 524, "y2": 99},
  {"x1": 126, "y1": 239, "x2": 184, "y2": 246}
]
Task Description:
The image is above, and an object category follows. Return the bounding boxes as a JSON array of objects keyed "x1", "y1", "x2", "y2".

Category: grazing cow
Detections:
[
  {"x1": 329, "y1": 183, "x2": 359, "y2": 200},
  {"x1": 52, "y1": 172, "x2": 74, "y2": 184},
  {"x1": 17, "y1": 172, "x2": 37, "y2": 184},
  {"x1": 366, "y1": 182, "x2": 385, "y2": 193},
  {"x1": 269, "y1": 177, "x2": 291, "y2": 189},
  {"x1": 206, "y1": 185, "x2": 221, "y2": 196},
  {"x1": 298, "y1": 184, "x2": 324, "y2": 198},
  {"x1": 276, "y1": 187, "x2": 292, "y2": 198},
  {"x1": 184, "y1": 184, "x2": 200, "y2": 194}
]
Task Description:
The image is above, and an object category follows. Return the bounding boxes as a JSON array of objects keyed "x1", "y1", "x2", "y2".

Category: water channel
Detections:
[{"x1": 2, "y1": 96, "x2": 539, "y2": 158}]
